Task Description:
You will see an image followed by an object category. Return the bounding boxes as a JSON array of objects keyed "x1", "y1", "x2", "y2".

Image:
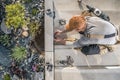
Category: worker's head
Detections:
[{"x1": 65, "y1": 15, "x2": 86, "y2": 32}]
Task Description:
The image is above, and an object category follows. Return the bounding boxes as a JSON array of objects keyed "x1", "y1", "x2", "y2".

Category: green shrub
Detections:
[
  {"x1": 11, "y1": 46, "x2": 26, "y2": 61},
  {"x1": 0, "y1": 35, "x2": 11, "y2": 47},
  {"x1": 3, "y1": 73, "x2": 11, "y2": 80},
  {"x1": 31, "y1": 8, "x2": 39, "y2": 16},
  {"x1": 5, "y1": 3, "x2": 26, "y2": 29},
  {"x1": 29, "y1": 20, "x2": 40, "y2": 36}
]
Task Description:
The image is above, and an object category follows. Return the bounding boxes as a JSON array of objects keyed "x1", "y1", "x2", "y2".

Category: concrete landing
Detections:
[
  {"x1": 55, "y1": 45, "x2": 120, "y2": 66},
  {"x1": 55, "y1": 67, "x2": 120, "y2": 80}
]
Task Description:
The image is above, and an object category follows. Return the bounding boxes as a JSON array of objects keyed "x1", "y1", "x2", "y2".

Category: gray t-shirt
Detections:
[{"x1": 73, "y1": 16, "x2": 117, "y2": 47}]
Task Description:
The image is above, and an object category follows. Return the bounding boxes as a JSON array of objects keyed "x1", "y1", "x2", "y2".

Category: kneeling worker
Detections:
[{"x1": 54, "y1": 14, "x2": 117, "y2": 55}]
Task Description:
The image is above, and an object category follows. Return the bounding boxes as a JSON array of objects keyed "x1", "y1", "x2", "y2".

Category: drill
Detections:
[{"x1": 86, "y1": 5, "x2": 110, "y2": 21}]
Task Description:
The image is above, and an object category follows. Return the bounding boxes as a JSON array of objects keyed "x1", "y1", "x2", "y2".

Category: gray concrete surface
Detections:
[
  {"x1": 45, "y1": 0, "x2": 54, "y2": 52},
  {"x1": 55, "y1": 45, "x2": 120, "y2": 66},
  {"x1": 55, "y1": 67, "x2": 120, "y2": 80},
  {"x1": 53, "y1": 0, "x2": 120, "y2": 80},
  {"x1": 54, "y1": 0, "x2": 120, "y2": 25},
  {"x1": 45, "y1": 0, "x2": 54, "y2": 80},
  {"x1": 54, "y1": 0, "x2": 120, "y2": 66},
  {"x1": 54, "y1": 0, "x2": 120, "y2": 11}
]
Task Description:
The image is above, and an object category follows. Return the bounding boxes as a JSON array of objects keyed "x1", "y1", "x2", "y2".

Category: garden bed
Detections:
[{"x1": 0, "y1": 0, "x2": 45, "y2": 80}]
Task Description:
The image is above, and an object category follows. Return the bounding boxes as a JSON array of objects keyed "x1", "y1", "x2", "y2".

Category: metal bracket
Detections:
[
  {"x1": 59, "y1": 19, "x2": 66, "y2": 26},
  {"x1": 56, "y1": 56, "x2": 74, "y2": 66},
  {"x1": 46, "y1": 62, "x2": 53, "y2": 72},
  {"x1": 46, "y1": 9, "x2": 55, "y2": 19}
]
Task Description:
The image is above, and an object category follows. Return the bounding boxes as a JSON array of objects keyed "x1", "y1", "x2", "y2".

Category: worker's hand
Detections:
[
  {"x1": 54, "y1": 30, "x2": 66, "y2": 45},
  {"x1": 54, "y1": 30, "x2": 62, "y2": 39},
  {"x1": 54, "y1": 38, "x2": 65, "y2": 45}
]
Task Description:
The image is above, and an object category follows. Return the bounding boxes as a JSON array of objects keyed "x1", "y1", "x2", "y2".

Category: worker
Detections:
[{"x1": 54, "y1": 11, "x2": 117, "y2": 55}]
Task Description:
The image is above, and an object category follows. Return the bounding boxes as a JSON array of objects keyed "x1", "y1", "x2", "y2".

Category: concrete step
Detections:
[
  {"x1": 55, "y1": 10, "x2": 120, "y2": 26},
  {"x1": 54, "y1": 0, "x2": 120, "y2": 26},
  {"x1": 53, "y1": 0, "x2": 120, "y2": 67},
  {"x1": 55, "y1": 67, "x2": 120, "y2": 80},
  {"x1": 55, "y1": 44, "x2": 120, "y2": 66},
  {"x1": 54, "y1": 0, "x2": 120, "y2": 11}
]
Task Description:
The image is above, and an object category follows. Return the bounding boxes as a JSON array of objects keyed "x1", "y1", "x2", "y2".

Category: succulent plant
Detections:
[
  {"x1": 0, "y1": 34, "x2": 11, "y2": 47},
  {"x1": 11, "y1": 46, "x2": 26, "y2": 61},
  {"x1": 3, "y1": 73, "x2": 11, "y2": 80},
  {"x1": 5, "y1": 3, "x2": 26, "y2": 29},
  {"x1": 28, "y1": 20, "x2": 40, "y2": 37},
  {"x1": 31, "y1": 7, "x2": 39, "y2": 16}
]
